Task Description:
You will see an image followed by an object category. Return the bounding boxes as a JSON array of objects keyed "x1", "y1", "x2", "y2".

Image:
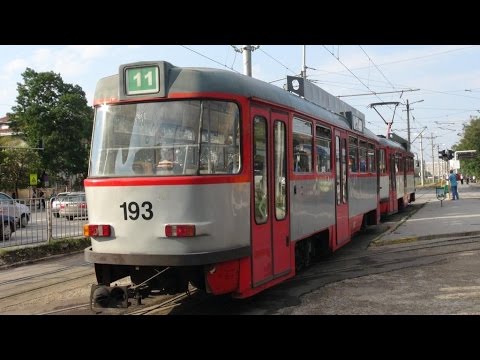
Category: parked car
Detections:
[
  {"x1": 59, "y1": 192, "x2": 88, "y2": 220},
  {"x1": 0, "y1": 192, "x2": 30, "y2": 227},
  {"x1": 0, "y1": 215, "x2": 16, "y2": 240},
  {"x1": 51, "y1": 192, "x2": 71, "y2": 218}
]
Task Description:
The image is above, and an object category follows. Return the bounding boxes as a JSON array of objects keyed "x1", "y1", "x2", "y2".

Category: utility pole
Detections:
[
  {"x1": 243, "y1": 45, "x2": 253, "y2": 77},
  {"x1": 233, "y1": 45, "x2": 259, "y2": 77},
  {"x1": 302, "y1": 45, "x2": 307, "y2": 80},
  {"x1": 405, "y1": 99, "x2": 424, "y2": 151},
  {"x1": 406, "y1": 100, "x2": 410, "y2": 147},
  {"x1": 436, "y1": 144, "x2": 441, "y2": 181},
  {"x1": 420, "y1": 133, "x2": 424, "y2": 186},
  {"x1": 431, "y1": 134, "x2": 435, "y2": 182}
]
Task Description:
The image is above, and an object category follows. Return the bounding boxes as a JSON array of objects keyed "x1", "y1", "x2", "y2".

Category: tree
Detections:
[
  {"x1": 0, "y1": 139, "x2": 40, "y2": 195},
  {"x1": 455, "y1": 116, "x2": 480, "y2": 177},
  {"x1": 8, "y1": 68, "x2": 93, "y2": 183}
]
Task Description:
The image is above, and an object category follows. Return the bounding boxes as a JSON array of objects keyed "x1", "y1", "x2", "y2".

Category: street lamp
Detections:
[{"x1": 405, "y1": 99, "x2": 424, "y2": 149}]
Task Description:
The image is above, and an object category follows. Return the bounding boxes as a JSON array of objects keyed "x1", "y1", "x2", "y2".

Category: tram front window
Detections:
[{"x1": 90, "y1": 100, "x2": 241, "y2": 177}]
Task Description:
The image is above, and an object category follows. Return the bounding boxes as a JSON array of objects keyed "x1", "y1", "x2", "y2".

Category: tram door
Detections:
[
  {"x1": 334, "y1": 130, "x2": 349, "y2": 245},
  {"x1": 251, "y1": 107, "x2": 291, "y2": 286},
  {"x1": 389, "y1": 153, "x2": 398, "y2": 213}
]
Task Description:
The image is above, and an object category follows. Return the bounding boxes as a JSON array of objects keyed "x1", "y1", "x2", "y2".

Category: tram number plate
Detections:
[{"x1": 120, "y1": 201, "x2": 153, "y2": 220}]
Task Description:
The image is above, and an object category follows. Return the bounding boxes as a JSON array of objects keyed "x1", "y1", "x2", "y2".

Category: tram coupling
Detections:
[{"x1": 90, "y1": 283, "x2": 150, "y2": 310}]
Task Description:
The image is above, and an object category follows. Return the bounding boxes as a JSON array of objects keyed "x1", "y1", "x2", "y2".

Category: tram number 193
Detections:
[{"x1": 120, "y1": 201, "x2": 153, "y2": 220}]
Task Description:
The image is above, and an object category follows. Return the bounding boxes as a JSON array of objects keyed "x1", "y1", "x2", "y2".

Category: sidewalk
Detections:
[{"x1": 371, "y1": 183, "x2": 480, "y2": 246}]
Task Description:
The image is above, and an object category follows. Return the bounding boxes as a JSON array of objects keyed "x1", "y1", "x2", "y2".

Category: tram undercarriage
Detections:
[{"x1": 91, "y1": 263, "x2": 206, "y2": 309}]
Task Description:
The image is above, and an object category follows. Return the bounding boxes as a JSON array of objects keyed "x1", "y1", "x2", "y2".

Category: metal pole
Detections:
[
  {"x1": 406, "y1": 99, "x2": 411, "y2": 150},
  {"x1": 436, "y1": 144, "x2": 441, "y2": 181},
  {"x1": 431, "y1": 133, "x2": 435, "y2": 183},
  {"x1": 302, "y1": 45, "x2": 307, "y2": 80},
  {"x1": 242, "y1": 45, "x2": 252, "y2": 77},
  {"x1": 420, "y1": 133, "x2": 424, "y2": 186},
  {"x1": 46, "y1": 198, "x2": 52, "y2": 243}
]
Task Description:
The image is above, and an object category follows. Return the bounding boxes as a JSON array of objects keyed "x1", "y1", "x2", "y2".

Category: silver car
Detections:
[
  {"x1": 59, "y1": 193, "x2": 88, "y2": 220},
  {"x1": 0, "y1": 192, "x2": 30, "y2": 227},
  {"x1": 51, "y1": 192, "x2": 71, "y2": 218}
]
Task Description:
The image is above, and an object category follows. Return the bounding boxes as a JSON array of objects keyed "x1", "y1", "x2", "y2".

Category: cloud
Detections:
[
  {"x1": 4, "y1": 45, "x2": 114, "y2": 79},
  {"x1": 0, "y1": 45, "x2": 117, "y2": 113},
  {"x1": 66, "y1": 45, "x2": 113, "y2": 60},
  {"x1": 3, "y1": 58, "x2": 28, "y2": 76}
]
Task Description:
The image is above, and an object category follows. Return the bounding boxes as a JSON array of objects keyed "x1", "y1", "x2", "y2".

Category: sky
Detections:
[{"x1": 1, "y1": 45, "x2": 480, "y2": 164}]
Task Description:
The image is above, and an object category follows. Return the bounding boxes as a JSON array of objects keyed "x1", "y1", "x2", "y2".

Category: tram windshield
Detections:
[{"x1": 89, "y1": 100, "x2": 241, "y2": 177}]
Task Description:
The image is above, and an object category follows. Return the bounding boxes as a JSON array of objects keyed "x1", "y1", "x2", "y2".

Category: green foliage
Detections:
[
  {"x1": 455, "y1": 116, "x2": 480, "y2": 177},
  {"x1": 8, "y1": 68, "x2": 93, "y2": 181},
  {"x1": 0, "y1": 136, "x2": 41, "y2": 192}
]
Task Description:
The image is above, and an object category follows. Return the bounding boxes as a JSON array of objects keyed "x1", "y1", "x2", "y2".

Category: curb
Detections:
[
  {"x1": 369, "y1": 202, "x2": 426, "y2": 247},
  {"x1": 371, "y1": 230, "x2": 480, "y2": 247}
]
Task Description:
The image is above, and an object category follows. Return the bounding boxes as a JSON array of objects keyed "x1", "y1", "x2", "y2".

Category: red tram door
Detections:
[
  {"x1": 250, "y1": 107, "x2": 291, "y2": 286},
  {"x1": 334, "y1": 130, "x2": 349, "y2": 245}
]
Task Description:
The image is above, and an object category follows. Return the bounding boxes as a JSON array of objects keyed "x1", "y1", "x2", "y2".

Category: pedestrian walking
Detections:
[
  {"x1": 37, "y1": 188, "x2": 45, "y2": 209},
  {"x1": 449, "y1": 170, "x2": 459, "y2": 200}
]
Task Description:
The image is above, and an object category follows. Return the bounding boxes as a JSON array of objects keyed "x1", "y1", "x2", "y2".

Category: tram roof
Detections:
[
  {"x1": 377, "y1": 135, "x2": 411, "y2": 153},
  {"x1": 94, "y1": 62, "x2": 379, "y2": 142}
]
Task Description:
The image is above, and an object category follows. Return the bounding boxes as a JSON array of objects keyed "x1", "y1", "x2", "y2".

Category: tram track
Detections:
[
  {"x1": 0, "y1": 262, "x2": 91, "y2": 287},
  {"x1": 37, "y1": 303, "x2": 91, "y2": 315},
  {"x1": 293, "y1": 235, "x2": 480, "y2": 283},
  {"x1": 33, "y1": 236, "x2": 480, "y2": 315},
  {"x1": 37, "y1": 287, "x2": 202, "y2": 315},
  {"x1": 324, "y1": 234, "x2": 480, "y2": 265},
  {"x1": 128, "y1": 289, "x2": 199, "y2": 315},
  {"x1": 0, "y1": 269, "x2": 94, "y2": 301}
]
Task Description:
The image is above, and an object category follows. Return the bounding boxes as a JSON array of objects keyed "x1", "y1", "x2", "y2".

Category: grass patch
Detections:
[{"x1": 0, "y1": 238, "x2": 91, "y2": 267}]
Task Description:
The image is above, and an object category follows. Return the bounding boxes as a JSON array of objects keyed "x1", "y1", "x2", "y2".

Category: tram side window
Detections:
[
  {"x1": 348, "y1": 136, "x2": 358, "y2": 173},
  {"x1": 379, "y1": 149, "x2": 386, "y2": 174},
  {"x1": 397, "y1": 157, "x2": 403, "y2": 172},
  {"x1": 359, "y1": 140, "x2": 367, "y2": 172},
  {"x1": 315, "y1": 125, "x2": 331, "y2": 173},
  {"x1": 408, "y1": 158, "x2": 414, "y2": 172},
  {"x1": 292, "y1": 118, "x2": 313, "y2": 173},
  {"x1": 367, "y1": 143, "x2": 376, "y2": 173},
  {"x1": 254, "y1": 116, "x2": 268, "y2": 224}
]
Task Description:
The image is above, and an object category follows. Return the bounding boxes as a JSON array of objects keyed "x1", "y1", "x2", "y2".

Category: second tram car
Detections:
[
  {"x1": 377, "y1": 135, "x2": 415, "y2": 217},
  {"x1": 84, "y1": 61, "x2": 415, "y2": 305}
]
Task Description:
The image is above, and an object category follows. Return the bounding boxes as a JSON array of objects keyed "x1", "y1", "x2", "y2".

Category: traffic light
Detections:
[
  {"x1": 438, "y1": 150, "x2": 446, "y2": 160},
  {"x1": 447, "y1": 150, "x2": 454, "y2": 160}
]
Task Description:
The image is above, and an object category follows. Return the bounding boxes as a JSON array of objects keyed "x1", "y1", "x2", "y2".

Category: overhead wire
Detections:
[
  {"x1": 258, "y1": 48, "x2": 297, "y2": 75},
  {"x1": 311, "y1": 45, "x2": 478, "y2": 77},
  {"x1": 180, "y1": 45, "x2": 241, "y2": 74},
  {"x1": 321, "y1": 45, "x2": 387, "y2": 105},
  {"x1": 358, "y1": 45, "x2": 396, "y2": 90}
]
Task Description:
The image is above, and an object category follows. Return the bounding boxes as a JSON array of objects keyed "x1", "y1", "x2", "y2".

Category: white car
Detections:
[{"x1": 0, "y1": 192, "x2": 30, "y2": 227}]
